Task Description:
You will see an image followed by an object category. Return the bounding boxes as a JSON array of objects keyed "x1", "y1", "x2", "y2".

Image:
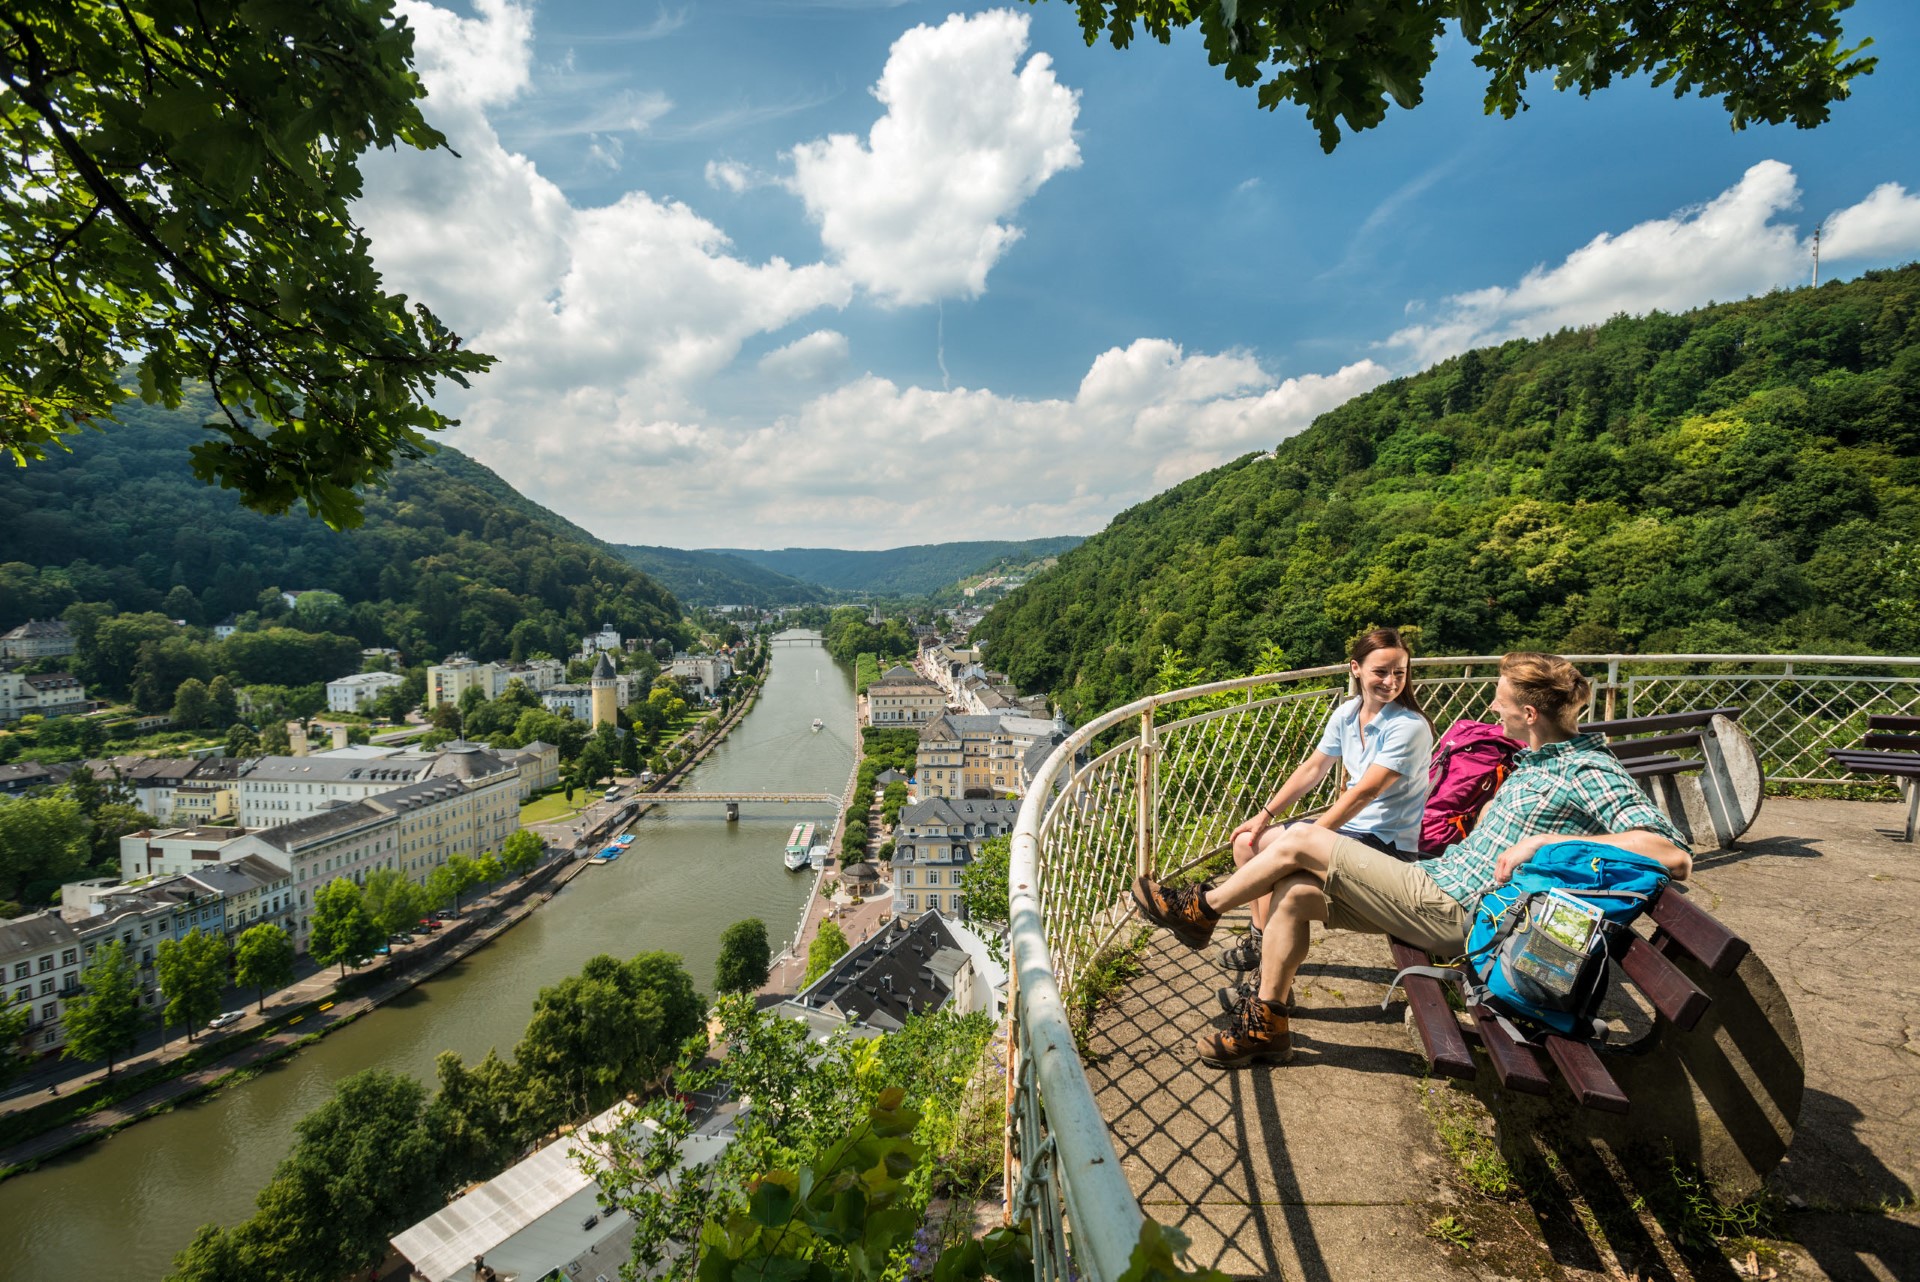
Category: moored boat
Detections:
[{"x1": 783, "y1": 822, "x2": 815, "y2": 870}]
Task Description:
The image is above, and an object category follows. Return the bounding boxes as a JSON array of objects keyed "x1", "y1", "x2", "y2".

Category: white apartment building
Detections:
[
  {"x1": 891, "y1": 796, "x2": 1019, "y2": 920},
  {"x1": 578, "y1": 623, "x2": 622, "y2": 659},
  {"x1": 0, "y1": 618, "x2": 76, "y2": 661},
  {"x1": 667, "y1": 653, "x2": 733, "y2": 696},
  {"x1": 866, "y1": 665, "x2": 945, "y2": 726},
  {"x1": 326, "y1": 670, "x2": 406, "y2": 712},
  {"x1": 0, "y1": 671, "x2": 88, "y2": 724},
  {"x1": 425, "y1": 657, "x2": 564, "y2": 710},
  {"x1": 225, "y1": 758, "x2": 519, "y2": 952}
]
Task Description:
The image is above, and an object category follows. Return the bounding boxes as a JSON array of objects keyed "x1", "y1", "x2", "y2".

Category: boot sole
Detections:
[
  {"x1": 1130, "y1": 880, "x2": 1214, "y2": 949},
  {"x1": 1197, "y1": 1046, "x2": 1295, "y2": 1068}
]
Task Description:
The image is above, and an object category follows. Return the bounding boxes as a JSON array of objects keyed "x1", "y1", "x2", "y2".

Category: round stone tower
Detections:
[{"x1": 590, "y1": 651, "x2": 618, "y2": 729}]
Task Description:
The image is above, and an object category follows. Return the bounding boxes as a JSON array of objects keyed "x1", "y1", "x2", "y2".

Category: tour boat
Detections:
[{"x1": 783, "y1": 822, "x2": 816, "y2": 871}]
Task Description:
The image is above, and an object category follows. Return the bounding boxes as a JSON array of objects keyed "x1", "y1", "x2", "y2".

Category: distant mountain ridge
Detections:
[
  {"x1": 609, "y1": 544, "x2": 826, "y2": 608},
  {"x1": 709, "y1": 538, "x2": 1086, "y2": 597}
]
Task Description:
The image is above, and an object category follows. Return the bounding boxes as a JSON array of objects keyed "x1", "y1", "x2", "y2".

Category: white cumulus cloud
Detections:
[
  {"x1": 758, "y1": 330, "x2": 851, "y2": 382},
  {"x1": 787, "y1": 9, "x2": 1081, "y2": 306},
  {"x1": 1822, "y1": 181, "x2": 1920, "y2": 262},
  {"x1": 1384, "y1": 162, "x2": 1920, "y2": 367}
]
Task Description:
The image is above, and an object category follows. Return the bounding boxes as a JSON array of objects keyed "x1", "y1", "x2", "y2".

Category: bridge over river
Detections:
[{"x1": 634, "y1": 790, "x2": 841, "y2": 820}]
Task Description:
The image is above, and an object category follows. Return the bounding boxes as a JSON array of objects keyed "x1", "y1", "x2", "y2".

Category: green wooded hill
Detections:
[
  {"x1": 711, "y1": 537, "x2": 1085, "y2": 597},
  {"x1": 976, "y1": 265, "x2": 1920, "y2": 722},
  {"x1": 610, "y1": 543, "x2": 826, "y2": 607},
  {"x1": 0, "y1": 398, "x2": 686, "y2": 666}
]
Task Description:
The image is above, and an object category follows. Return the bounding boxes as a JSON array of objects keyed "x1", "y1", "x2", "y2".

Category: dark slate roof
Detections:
[
  {"x1": 898, "y1": 796, "x2": 1019, "y2": 828},
  {"x1": 0, "y1": 761, "x2": 72, "y2": 794},
  {"x1": 591, "y1": 652, "x2": 617, "y2": 681},
  {"x1": 253, "y1": 777, "x2": 466, "y2": 850},
  {"x1": 0, "y1": 909, "x2": 82, "y2": 955},
  {"x1": 1, "y1": 619, "x2": 71, "y2": 640},
  {"x1": 796, "y1": 911, "x2": 962, "y2": 1030}
]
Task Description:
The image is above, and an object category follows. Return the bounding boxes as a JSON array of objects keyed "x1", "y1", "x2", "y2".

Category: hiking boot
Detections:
[
  {"x1": 1216, "y1": 981, "x2": 1293, "y2": 1017},
  {"x1": 1219, "y1": 931, "x2": 1261, "y2": 973},
  {"x1": 1130, "y1": 874, "x2": 1219, "y2": 949},
  {"x1": 1195, "y1": 993, "x2": 1293, "y2": 1068}
]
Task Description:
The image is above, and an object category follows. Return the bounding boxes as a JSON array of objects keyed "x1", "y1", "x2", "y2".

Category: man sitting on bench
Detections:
[{"x1": 1132, "y1": 651, "x2": 1694, "y2": 1069}]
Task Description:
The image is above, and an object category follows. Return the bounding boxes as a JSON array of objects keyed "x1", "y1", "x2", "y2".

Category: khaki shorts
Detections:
[{"x1": 1323, "y1": 836, "x2": 1469, "y2": 957}]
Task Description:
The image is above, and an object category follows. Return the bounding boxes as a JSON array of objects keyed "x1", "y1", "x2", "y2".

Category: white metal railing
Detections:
[{"x1": 1003, "y1": 652, "x2": 1920, "y2": 1281}]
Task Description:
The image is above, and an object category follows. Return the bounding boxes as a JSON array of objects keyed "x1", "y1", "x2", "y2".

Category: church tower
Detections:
[{"x1": 590, "y1": 651, "x2": 619, "y2": 729}]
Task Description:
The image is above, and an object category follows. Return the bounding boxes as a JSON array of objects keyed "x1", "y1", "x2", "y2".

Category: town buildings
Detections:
[
  {"x1": 325, "y1": 670, "x2": 405, "y2": 712},
  {"x1": 865, "y1": 665, "x2": 944, "y2": 726},
  {"x1": 889, "y1": 797, "x2": 1019, "y2": 920},
  {"x1": 787, "y1": 909, "x2": 1000, "y2": 1025},
  {"x1": 667, "y1": 652, "x2": 733, "y2": 696},
  {"x1": 0, "y1": 670, "x2": 89, "y2": 723},
  {"x1": 578, "y1": 622, "x2": 622, "y2": 660},
  {"x1": 913, "y1": 711, "x2": 1069, "y2": 800},
  {"x1": 424, "y1": 656, "x2": 565, "y2": 710},
  {"x1": 0, "y1": 618, "x2": 76, "y2": 661}
]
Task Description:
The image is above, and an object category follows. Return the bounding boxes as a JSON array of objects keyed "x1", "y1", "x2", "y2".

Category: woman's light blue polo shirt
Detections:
[{"x1": 1313, "y1": 698, "x2": 1434, "y2": 851}]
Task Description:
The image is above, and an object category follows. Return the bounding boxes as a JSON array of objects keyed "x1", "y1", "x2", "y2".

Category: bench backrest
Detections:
[{"x1": 1581, "y1": 706, "x2": 1743, "y2": 737}]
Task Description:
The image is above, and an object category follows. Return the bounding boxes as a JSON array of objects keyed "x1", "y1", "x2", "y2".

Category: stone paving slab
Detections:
[{"x1": 1083, "y1": 797, "x2": 1920, "y2": 1281}]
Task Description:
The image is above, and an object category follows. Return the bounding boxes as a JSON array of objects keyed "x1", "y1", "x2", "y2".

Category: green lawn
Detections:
[{"x1": 520, "y1": 792, "x2": 588, "y2": 824}]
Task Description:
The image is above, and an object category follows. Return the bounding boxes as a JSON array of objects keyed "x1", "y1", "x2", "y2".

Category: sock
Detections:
[
  {"x1": 1263, "y1": 998, "x2": 1289, "y2": 1018},
  {"x1": 1196, "y1": 889, "x2": 1221, "y2": 920}
]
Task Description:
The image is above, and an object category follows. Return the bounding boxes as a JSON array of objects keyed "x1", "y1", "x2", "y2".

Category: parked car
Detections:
[
  {"x1": 435, "y1": 909, "x2": 456, "y2": 920},
  {"x1": 208, "y1": 1010, "x2": 245, "y2": 1030},
  {"x1": 388, "y1": 932, "x2": 413, "y2": 944},
  {"x1": 417, "y1": 918, "x2": 442, "y2": 932},
  {"x1": 373, "y1": 945, "x2": 390, "y2": 957}
]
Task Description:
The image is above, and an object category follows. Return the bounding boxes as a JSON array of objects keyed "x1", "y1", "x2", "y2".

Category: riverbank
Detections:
[
  {"x1": 0, "y1": 648, "x2": 773, "y2": 1167},
  {"x1": 0, "y1": 851, "x2": 586, "y2": 1180}
]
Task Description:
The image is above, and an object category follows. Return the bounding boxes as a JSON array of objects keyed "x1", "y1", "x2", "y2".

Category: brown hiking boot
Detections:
[
  {"x1": 1195, "y1": 994, "x2": 1294, "y2": 1068},
  {"x1": 1130, "y1": 874, "x2": 1219, "y2": 948}
]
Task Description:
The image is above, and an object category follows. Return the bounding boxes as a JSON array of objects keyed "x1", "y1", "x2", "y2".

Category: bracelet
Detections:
[{"x1": 1258, "y1": 805, "x2": 1275, "y2": 821}]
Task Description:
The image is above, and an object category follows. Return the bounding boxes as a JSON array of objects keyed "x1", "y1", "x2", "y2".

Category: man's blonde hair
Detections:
[{"x1": 1500, "y1": 652, "x2": 1592, "y2": 733}]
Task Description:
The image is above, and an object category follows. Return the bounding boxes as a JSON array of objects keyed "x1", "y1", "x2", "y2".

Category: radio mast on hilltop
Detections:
[{"x1": 1812, "y1": 225, "x2": 1822, "y2": 288}]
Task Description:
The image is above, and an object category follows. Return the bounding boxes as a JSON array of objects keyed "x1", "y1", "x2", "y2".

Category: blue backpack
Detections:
[{"x1": 1392, "y1": 840, "x2": 1670, "y2": 1041}]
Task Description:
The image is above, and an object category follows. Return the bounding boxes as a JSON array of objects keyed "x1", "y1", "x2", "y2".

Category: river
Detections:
[{"x1": 0, "y1": 631, "x2": 854, "y2": 1282}]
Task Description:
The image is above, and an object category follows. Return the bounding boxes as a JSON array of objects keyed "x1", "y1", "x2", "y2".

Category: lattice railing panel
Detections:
[
  {"x1": 1151, "y1": 687, "x2": 1344, "y2": 878},
  {"x1": 1037, "y1": 737, "x2": 1144, "y2": 996},
  {"x1": 1624, "y1": 674, "x2": 1920, "y2": 783}
]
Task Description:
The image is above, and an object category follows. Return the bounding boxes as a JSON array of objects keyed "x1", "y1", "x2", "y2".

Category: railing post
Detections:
[
  {"x1": 1136, "y1": 706, "x2": 1157, "y2": 879},
  {"x1": 1003, "y1": 964, "x2": 1021, "y2": 1229},
  {"x1": 1605, "y1": 658, "x2": 1620, "y2": 721}
]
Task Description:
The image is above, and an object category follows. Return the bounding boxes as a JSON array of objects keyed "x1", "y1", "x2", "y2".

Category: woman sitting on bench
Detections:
[
  {"x1": 1133, "y1": 651, "x2": 1692, "y2": 1070},
  {"x1": 1215, "y1": 627, "x2": 1434, "y2": 989}
]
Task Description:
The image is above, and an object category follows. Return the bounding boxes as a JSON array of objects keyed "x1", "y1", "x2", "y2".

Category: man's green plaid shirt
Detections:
[{"x1": 1423, "y1": 732, "x2": 1688, "y2": 905}]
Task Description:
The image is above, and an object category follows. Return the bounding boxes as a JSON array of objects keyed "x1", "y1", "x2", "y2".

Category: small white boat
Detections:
[
  {"x1": 811, "y1": 718, "x2": 824, "y2": 731},
  {"x1": 808, "y1": 845, "x2": 831, "y2": 872}
]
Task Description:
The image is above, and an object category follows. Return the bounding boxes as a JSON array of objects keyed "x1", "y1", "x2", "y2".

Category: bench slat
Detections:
[
  {"x1": 1543, "y1": 1036, "x2": 1631, "y2": 1114},
  {"x1": 1606, "y1": 731, "x2": 1707, "y2": 756},
  {"x1": 1861, "y1": 734, "x2": 1920, "y2": 752},
  {"x1": 1582, "y1": 707, "x2": 1742, "y2": 735},
  {"x1": 1616, "y1": 932, "x2": 1711, "y2": 1030},
  {"x1": 1624, "y1": 755, "x2": 1704, "y2": 778},
  {"x1": 1647, "y1": 889, "x2": 1749, "y2": 976},
  {"x1": 1466, "y1": 1004, "x2": 1553, "y2": 1095},
  {"x1": 1866, "y1": 714, "x2": 1920, "y2": 733},
  {"x1": 1387, "y1": 939, "x2": 1475, "y2": 1079},
  {"x1": 1827, "y1": 750, "x2": 1920, "y2": 778}
]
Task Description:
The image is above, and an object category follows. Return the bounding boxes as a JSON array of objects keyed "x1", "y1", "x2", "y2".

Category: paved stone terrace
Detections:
[{"x1": 1083, "y1": 796, "x2": 1919, "y2": 1281}]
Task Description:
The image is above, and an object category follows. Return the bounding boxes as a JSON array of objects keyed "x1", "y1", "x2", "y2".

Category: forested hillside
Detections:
[
  {"x1": 611, "y1": 544, "x2": 825, "y2": 607},
  {"x1": 0, "y1": 398, "x2": 687, "y2": 669},
  {"x1": 712, "y1": 537, "x2": 1084, "y2": 596},
  {"x1": 978, "y1": 265, "x2": 1920, "y2": 721}
]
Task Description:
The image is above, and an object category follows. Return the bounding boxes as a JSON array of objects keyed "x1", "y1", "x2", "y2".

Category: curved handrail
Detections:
[{"x1": 1004, "y1": 651, "x2": 1920, "y2": 1280}]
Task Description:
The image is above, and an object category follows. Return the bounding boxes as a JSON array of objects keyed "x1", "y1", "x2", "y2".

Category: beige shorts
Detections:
[{"x1": 1322, "y1": 836, "x2": 1469, "y2": 957}]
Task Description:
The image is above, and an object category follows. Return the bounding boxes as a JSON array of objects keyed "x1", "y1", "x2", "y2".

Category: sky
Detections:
[{"x1": 354, "y1": 0, "x2": 1920, "y2": 551}]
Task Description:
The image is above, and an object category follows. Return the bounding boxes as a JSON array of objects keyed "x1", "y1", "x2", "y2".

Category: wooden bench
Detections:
[
  {"x1": 1388, "y1": 884, "x2": 1746, "y2": 1115},
  {"x1": 1827, "y1": 713, "x2": 1920, "y2": 841},
  {"x1": 1581, "y1": 707, "x2": 1762, "y2": 848}
]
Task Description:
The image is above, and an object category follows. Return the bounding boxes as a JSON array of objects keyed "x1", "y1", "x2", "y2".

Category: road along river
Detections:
[{"x1": 0, "y1": 632, "x2": 854, "y2": 1282}]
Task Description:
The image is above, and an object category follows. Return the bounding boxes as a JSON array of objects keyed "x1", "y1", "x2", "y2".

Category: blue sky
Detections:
[{"x1": 358, "y1": 0, "x2": 1920, "y2": 549}]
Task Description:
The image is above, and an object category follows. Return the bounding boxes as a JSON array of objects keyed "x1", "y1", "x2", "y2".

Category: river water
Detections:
[{"x1": 0, "y1": 632, "x2": 853, "y2": 1282}]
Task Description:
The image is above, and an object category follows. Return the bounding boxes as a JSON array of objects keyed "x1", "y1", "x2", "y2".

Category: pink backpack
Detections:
[{"x1": 1420, "y1": 718, "x2": 1524, "y2": 856}]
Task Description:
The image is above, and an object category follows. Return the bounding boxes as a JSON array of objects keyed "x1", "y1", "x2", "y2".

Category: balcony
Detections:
[{"x1": 1006, "y1": 654, "x2": 1920, "y2": 1281}]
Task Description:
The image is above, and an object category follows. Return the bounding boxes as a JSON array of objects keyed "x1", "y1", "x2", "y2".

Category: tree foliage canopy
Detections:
[
  {"x1": 155, "y1": 927, "x2": 229, "y2": 1038},
  {"x1": 979, "y1": 265, "x2": 1920, "y2": 719},
  {"x1": 62, "y1": 937, "x2": 144, "y2": 1074},
  {"x1": 233, "y1": 923, "x2": 294, "y2": 1011},
  {"x1": 1050, "y1": 0, "x2": 1878, "y2": 151},
  {"x1": 0, "y1": 0, "x2": 493, "y2": 526},
  {"x1": 714, "y1": 918, "x2": 771, "y2": 995}
]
